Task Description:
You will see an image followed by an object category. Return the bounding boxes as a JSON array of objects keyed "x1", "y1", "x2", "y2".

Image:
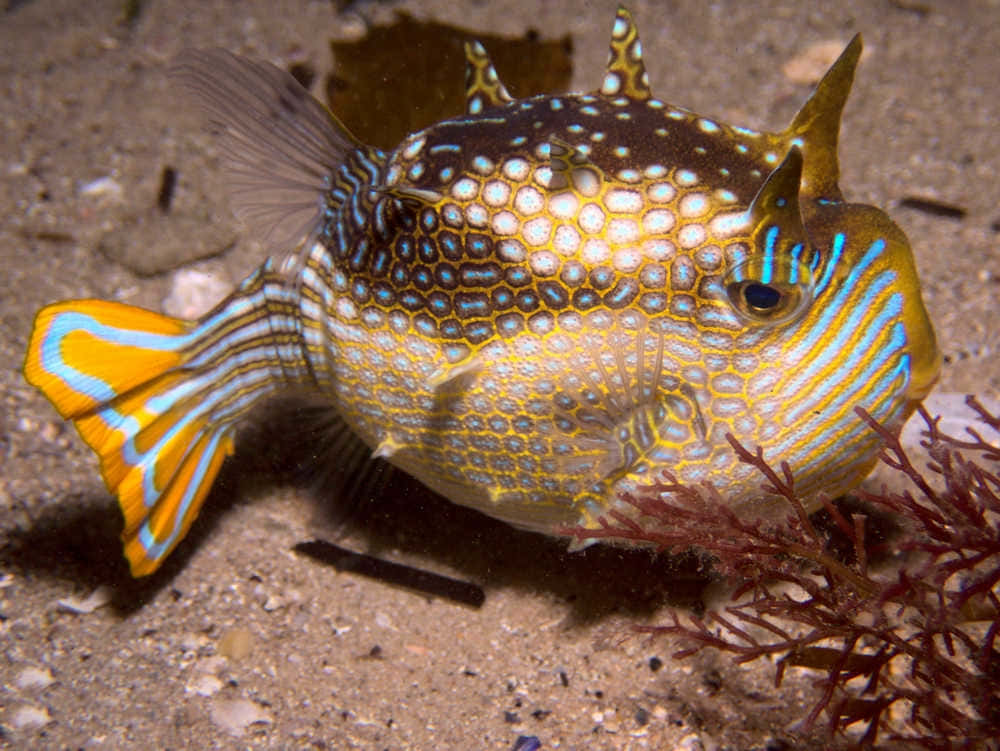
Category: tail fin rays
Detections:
[
  {"x1": 25, "y1": 300, "x2": 238, "y2": 576},
  {"x1": 122, "y1": 429, "x2": 234, "y2": 576},
  {"x1": 24, "y1": 300, "x2": 191, "y2": 420}
]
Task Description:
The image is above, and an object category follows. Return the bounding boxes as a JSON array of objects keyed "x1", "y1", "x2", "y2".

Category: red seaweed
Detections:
[{"x1": 572, "y1": 396, "x2": 1000, "y2": 749}]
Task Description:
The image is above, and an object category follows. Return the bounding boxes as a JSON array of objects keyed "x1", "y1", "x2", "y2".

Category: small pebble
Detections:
[
  {"x1": 179, "y1": 631, "x2": 210, "y2": 652},
  {"x1": 162, "y1": 267, "x2": 232, "y2": 319},
  {"x1": 56, "y1": 585, "x2": 113, "y2": 614},
  {"x1": 375, "y1": 611, "x2": 396, "y2": 630},
  {"x1": 15, "y1": 666, "x2": 54, "y2": 691},
  {"x1": 782, "y1": 40, "x2": 850, "y2": 84},
  {"x1": 335, "y1": 11, "x2": 368, "y2": 41},
  {"x1": 218, "y1": 627, "x2": 254, "y2": 660},
  {"x1": 673, "y1": 733, "x2": 705, "y2": 751},
  {"x1": 512, "y1": 736, "x2": 542, "y2": 751},
  {"x1": 209, "y1": 698, "x2": 272, "y2": 736},
  {"x1": 198, "y1": 656, "x2": 228, "y2": 675},
  {"x1": 79, "y1": 175, "x2": 123, "y2": 200},
  {"x1": 9, "y1": 704, "x2": 53, "y2": 730},
  {"x1": 186, "y1": 673, "x2": 223, "y2": 697},
  {"x1": 601, "y1": 708, "x2": 620, "y2": 733},
  {"x1": 39, "y1": 421, "x2": 60, "y2": 443},
  {"x1": 262, "y1": 594, "x2": 285, "y2": 612}
]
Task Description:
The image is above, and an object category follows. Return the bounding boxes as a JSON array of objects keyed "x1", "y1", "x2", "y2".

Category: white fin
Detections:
[
  {"x1": 428, "y1": 356, "x2": 483, "y2": 390},
  {"x1": 373, "y1": 433, "x2": 406, "y2": 460},
  {"x1": 171, "y1": 49, "x2": 364, "y2": 253},
  {"x1": 566, "y1": 537, "x2": 597, "y2": 553}
]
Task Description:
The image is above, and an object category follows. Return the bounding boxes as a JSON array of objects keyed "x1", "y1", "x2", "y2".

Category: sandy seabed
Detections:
[{"x1": 2, "y1": 0, "x2": 998, "y2": 748}]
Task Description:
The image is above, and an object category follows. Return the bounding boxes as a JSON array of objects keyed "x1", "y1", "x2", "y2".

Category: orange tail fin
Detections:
[
  {"x1": 24, "y1": 288, "x2": 308, "y2": 575},
  {"x1": 23, "y1": 43, "x2": 367, "y2": 575}
]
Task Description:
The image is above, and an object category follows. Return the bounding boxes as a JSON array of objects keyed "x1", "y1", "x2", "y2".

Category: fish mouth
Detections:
[
  {"x1": 906, "y1": 347, "x2": 942, "y2": 402},
  {"x1": 903, "y1": 311, "x2": 942, "y2": 403}
]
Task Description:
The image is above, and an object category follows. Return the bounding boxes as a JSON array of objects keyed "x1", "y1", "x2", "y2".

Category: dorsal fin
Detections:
[
  {"x1": 783, "y1": 34, "x2": 863, "y2": 201},
  {"x1": 547, "y1": 138, "x2": 605, "y2": 196},
  {"x1": 464, "y1": 40, "x2": 513, "y2": 115},
  {"x1": 599, "y1": 5, "x2": 651, "y2": 100},
  {"x1": 747, "y1": 147, "x2": 809, "y2": 259},
  {"x1": 171, "y1": 48, "x2": 368, "y2": 255}
]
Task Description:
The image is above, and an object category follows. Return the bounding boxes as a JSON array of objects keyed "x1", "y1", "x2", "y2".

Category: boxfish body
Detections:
[{"x1": 24, "y1": 7, "x2": 939, "y2": 575}]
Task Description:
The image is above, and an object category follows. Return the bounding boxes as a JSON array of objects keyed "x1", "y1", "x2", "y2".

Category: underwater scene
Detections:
[{"x1": 2, "y1": 0, "x2": 999, "y2": 748}]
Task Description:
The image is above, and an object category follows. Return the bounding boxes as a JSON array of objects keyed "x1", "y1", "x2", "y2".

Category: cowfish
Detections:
[{"x1": 23, "y1": 7, "x2": 940, "y2": 576}]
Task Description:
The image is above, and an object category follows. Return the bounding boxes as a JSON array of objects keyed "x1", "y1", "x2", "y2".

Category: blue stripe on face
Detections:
[
  {"x1": 790, "y1": 353, "x2": 910, "y2": 480},
  {"x1": 787, "y1": 238, "x2": 888, "y2": 363},
  {"x1": 760, "y1": 225, "x2": 779, "y2": 284},
  {"x1": 784, "y1": 274, "x2": 898, "y2": 401},
  {"x1": 819, "y1": 321, "x2": 908, "y2": 419},
  {"x1": 783, "y1": 289, "x2": 903, "y2": 424},
  {"x1": 777, "y1": 315, "x2": 908, "y2": 475},
  {"x1": 788, "y1": 243, "x2": 804, "y2": 284},
  {"x1": 813, "y1": 232, "x2": 847, "y2": 295}
]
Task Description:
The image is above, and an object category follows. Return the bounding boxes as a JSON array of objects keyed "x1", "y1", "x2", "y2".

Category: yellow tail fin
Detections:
[
  {"x1": 25, "y1": 300, "x2": 236, "y2": 576},
  {"x1": 24, "y1": 43, "x2": 363, "y2": 575}
]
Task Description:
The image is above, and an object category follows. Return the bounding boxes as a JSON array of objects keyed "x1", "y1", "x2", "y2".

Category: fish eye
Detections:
[
  {"x1": 742, "y1": 282, "x2": 781, "y2": 311},
  {"x1": 723, "y1": 256, "x2": 814, "y2": 324}
]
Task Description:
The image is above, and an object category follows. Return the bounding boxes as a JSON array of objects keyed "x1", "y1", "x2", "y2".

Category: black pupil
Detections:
[{"x1": 744, "y1": 283, "x2": 781, "y2": 310}]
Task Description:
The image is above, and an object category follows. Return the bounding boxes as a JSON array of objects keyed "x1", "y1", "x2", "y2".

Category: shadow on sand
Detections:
[{"x1": 3, "y1": 400, "x2": 715, "y2": 624}]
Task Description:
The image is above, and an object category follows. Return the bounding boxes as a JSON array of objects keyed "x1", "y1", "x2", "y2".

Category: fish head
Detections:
[
  {"x1": 675, "y1": 141, "x2": 942, "y2": 507},
  {"x1": 575, "y1": 19, "x2": 942, "y2": 513}
]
